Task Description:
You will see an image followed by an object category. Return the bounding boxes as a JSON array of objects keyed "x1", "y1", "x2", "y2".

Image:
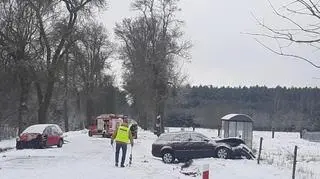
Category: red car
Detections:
[{"x1": 16, "y1": 124, "x2": 64, "y2": 149}]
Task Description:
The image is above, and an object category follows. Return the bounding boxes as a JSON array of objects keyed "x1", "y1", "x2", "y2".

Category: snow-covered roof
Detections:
[
  {"x1": 96, "y1": 114, "x2": 113, "y2": 119},
  {"x1": 21, "y1": 124, "x2": 54, "y2": 134},
  {"x1": 221, "y1": 114, "x2": 253, "y2": 122}
]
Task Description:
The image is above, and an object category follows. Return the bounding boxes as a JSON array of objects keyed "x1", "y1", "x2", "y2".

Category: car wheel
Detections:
[
  {"x1": 162, "y1": 151, "x2": 175, "y2": 164},
  {"x1": 102, "y1": 133, "x2": 108, "y2": 138},
  {"x1": 57, "y1": 139, "x2": 63, "y2": 148},
  {"x1": 16, "y1": 142, "x2": 23, "y2": 150},
  {"x1": 216, "y1": 147, "x2": 230, "y2": 159}
]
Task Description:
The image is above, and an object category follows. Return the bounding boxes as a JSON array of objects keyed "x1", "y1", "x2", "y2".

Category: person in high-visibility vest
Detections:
[{"x1": 111, "y1": 118, "x2": 133, "y2": 167}]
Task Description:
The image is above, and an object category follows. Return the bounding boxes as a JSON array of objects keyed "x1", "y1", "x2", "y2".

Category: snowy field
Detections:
[
  {"x1": 252, "y1": 130, "x2": 320, "y2": 179},
  {"x1": 186, "y1": 128, "x2": 320, "y2": 179},
  {"x1": 0, "y1": 128, "x2": 319, "y2": 179}
]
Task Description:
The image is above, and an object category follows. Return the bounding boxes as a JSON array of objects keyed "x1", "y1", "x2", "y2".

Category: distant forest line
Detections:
[
  {"x1": 2, "y1": 84, "x2": 320, "y2": 132},
  {"x1": 165, "y1": 85, "x2": 320, "y2": 131}
]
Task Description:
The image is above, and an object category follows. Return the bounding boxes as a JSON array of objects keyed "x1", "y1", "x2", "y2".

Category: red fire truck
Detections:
[
  {"x1": 88, "y1": 114, "x2": 138, "y2": 138},
  {"x1": 88, "y1": 114, "x2": 120, "y2": 138}
]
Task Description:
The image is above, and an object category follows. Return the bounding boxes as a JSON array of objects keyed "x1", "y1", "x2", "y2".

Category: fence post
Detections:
[
  {"x1": 292, "y1": 146, "x2": 298, "y2": 179},
  {"x1": 257, "y1": 137, "x2": 263, "y2": 164},
  {"x1": 272, "y1": 128, "x2": 275, "y2": 138},
  {"x1": 4, "y1": 125, "x2": 8, "y2": 139},
  {"x1": 299, "y1": 130, "x2": 302, "y2": 139},
  {"x1": 0, "y1": 125, "x2": 2, "y2": 141}
]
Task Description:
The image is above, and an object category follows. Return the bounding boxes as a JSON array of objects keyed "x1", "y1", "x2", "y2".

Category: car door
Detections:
[
  {"x1": 51, "y1": 126, "x2": 61, "y2": 145},
  {"x1": 189, "y1": 133, "x2": 215, "y2": 158},
  {"x1": 170, "y1": 133, "x2": 191, "y2": 159},
  {"x1": 44, "y1": 126, "x2": 55, "y2": 146}
]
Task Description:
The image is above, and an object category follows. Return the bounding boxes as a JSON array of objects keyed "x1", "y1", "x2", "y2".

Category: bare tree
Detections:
[
  {"x1": 0, "y1": 0, "x2": 38, "y2": 133},
  {"x1": 24, "y1": 0, "x2": 107, "y2": 124},
  {"x1": 70, "y1": 21, "x2": 114, "y2": 126},
  {"x1": 250, "y1": 0, "x2": 320, "y2": 68},
  {"x1": 115, "y1": 17, "x2": 157, "y2": 129},
  {"x1": 249, "y1": 0, "x2": 320, "y2": 129},
  {"x1": 115, "y1": 0, "x2": 191, "y2": 130}
]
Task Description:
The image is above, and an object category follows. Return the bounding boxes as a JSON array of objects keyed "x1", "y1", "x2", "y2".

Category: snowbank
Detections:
[{"x1": 0, "y1": 138, "x2": 15, "y2": 152}]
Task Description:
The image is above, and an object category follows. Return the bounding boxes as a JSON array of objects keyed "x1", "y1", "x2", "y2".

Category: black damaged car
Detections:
[{"x1": 151, "y1": 131, "x2": 255, "y2": 163}]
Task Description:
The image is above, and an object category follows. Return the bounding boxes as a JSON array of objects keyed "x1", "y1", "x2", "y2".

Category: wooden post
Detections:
[
  {"x1": 272, "y1": 129, "x2": 275, "y2": 138},
  {"x1": 292, "y1": 146, "x2": 298, "y2": 179},
  {"x1": 257, "y1": 137, "x2": 263, "y2": 164}
]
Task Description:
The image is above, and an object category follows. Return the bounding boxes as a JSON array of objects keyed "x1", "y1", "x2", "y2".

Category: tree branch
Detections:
[{"x1": 254, "y1": 38, "x2": 320, "y2": 68}]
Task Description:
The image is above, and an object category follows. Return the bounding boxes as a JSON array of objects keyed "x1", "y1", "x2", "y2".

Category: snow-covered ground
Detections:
[
  {"x1": 0, "y1": 139, "x2": 15, "y2": 150},
  {"x1": 179, "y1": 127, "x2": 320, "y2": 179},
  {"x1": 252, "y1": 131, "x2": 320, "y2": 179},
  {"x1": 0, "y1": 128, "x2": 319, "y2": 179}
]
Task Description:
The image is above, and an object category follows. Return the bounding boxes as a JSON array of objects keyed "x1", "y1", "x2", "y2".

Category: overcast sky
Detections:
[{"x1": 97, "y1": 0, "x2": 320, "y2": 88}]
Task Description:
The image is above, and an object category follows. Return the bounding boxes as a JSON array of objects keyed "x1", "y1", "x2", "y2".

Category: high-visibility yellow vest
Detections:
[{"x1": 115, "y1": 125, "x2": 130, "y2": 143}]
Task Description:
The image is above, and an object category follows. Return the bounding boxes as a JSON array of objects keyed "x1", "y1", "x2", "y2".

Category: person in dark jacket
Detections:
[{"x1": 111, "y1": 118, "x2": 133, "y2": 167}]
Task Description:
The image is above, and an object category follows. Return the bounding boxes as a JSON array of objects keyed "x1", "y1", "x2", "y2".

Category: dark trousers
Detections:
[{"x1": 115, "y1": 142, "x2": 127, "y2": 165}]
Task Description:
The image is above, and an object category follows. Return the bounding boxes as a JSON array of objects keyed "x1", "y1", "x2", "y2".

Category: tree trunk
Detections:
[
  {"x1": 106, "y1": 86, "x2": 116, "y2": 114},
  {"x1": 63, "y1": 53, "x2": 69, "y2": 132},
  {"x1": 155, "y1": 80, "x2": 167, "y2": 133},
  {"x1": 17, "y1": 74, "x2": 30, "y2": 134},
  {"x1": 137, "y1": 107, "x2": 148, "y2": 130},
  {"x1": 37, "y1": 77, "x2": 54, "y2": 124},
  {"x1": 86, "y1": 96, "x2": 93, "y2": 127},
  {"x1": 142, "y1": 112, "x2": 148, "y2": 130},
  {"x1": 76, "y1": 90, "x2": 83, "y2": 129},
  {"x1": 63, "y1": 99, "x2": 69, "y2": 132},
  {"x1": 156, "y1": 98, "x2": 166, "y2": 133},
  {"x1": 38, "y1": 104, "x2": 47, "y2": 124}
]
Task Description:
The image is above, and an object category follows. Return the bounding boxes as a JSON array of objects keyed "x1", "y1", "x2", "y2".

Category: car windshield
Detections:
[
  {"x1": 190, "y1": 133, "x2": 211, "y2": 141},
  {"x1": 171, "y1": 133, "x2": 191, "y2": 141},
  {"x1": 156, "y1": 133, "x2": 176, "y2": 142}
]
